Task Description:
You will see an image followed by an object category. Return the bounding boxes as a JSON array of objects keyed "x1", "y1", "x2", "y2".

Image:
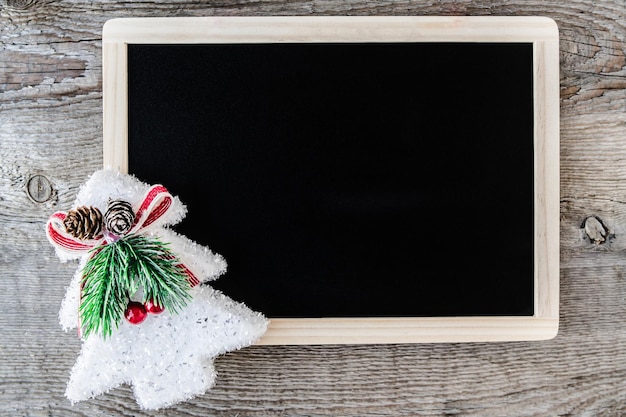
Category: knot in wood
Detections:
[
  {"x1": 3, "y1": 0, "x2": 38, "y2": 12},
  {"x1": 583, "y1": 216, "x2": 608, "y2": 245},
  {"x1": 26, "y1": 174, "x2": 53, "y2": 203}
]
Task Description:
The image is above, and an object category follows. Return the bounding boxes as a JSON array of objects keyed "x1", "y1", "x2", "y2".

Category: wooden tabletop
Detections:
[{"x1": 1, "y1": 1, "x2": 625, "y2": 416}]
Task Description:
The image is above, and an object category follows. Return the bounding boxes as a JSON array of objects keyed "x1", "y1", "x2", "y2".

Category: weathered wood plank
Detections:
[{"x1": 1, "y1": 0, "x2": 626, "y2": 416}]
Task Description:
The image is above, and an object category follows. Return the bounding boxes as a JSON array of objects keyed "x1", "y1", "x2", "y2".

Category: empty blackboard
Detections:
[{"x1": 103, "y1": 16, "x2": 560, "y2": 344}]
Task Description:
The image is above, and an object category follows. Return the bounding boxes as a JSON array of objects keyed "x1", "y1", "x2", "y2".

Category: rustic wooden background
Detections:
[{"x1": 1, "y1": 1, "x2": 625, "y2": 416}]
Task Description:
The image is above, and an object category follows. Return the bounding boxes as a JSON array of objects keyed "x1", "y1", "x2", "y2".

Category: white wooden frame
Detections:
[{"x1": 102, "y1": 16, "x2": 559, "y2": 345}]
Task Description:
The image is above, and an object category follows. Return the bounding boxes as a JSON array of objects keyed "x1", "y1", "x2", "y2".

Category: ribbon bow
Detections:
[{"x1": 46, "y1": 185, "x2": 199, "y2": 287}]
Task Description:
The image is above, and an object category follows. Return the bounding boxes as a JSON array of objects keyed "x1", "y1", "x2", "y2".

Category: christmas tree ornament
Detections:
[{"x1": 46, "y1": 169, "x2": 268, "y2": 410}]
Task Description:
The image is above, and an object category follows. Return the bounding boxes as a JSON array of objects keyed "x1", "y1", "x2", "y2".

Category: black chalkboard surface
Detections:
[
  {"x1": 103, "y1": 16, "x2": 560, "y2": 343},
  {"x1": 128, "y1": 42, "x2": 534, "y2": 317}
]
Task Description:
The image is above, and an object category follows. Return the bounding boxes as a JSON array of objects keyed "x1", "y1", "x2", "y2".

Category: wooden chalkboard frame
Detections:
[{"x1": 102, "y1": 16, "x2": 559, "y2": 345}]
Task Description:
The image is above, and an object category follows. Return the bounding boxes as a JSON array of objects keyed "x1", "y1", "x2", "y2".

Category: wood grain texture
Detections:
[{"x1": 1, "y1": 1, "x2": 625, "y2": 416}]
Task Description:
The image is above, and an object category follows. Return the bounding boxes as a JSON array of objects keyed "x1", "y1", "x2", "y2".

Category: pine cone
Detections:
[
  {"x1": 64, "y1": 206, "x2": 103, "y2": 240},
  {"x1": 104, "y1": 200, "x2": 135, "y2": 236}
]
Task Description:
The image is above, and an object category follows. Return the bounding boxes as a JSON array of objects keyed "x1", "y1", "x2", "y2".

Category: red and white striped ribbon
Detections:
[{"x1": 46, "y1": 184, "x2": 199, "y2": 287}]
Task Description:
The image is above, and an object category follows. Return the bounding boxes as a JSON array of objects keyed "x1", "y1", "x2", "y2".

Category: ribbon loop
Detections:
[
  {"x1": 131, "y1": 185, "x2": 173, "y2": 233},
  {"x1": 46, "y1": 212, "x2": 104, "y2": 255}
]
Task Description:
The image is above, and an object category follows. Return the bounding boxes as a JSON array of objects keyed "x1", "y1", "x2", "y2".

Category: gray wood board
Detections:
[{"x1": 1, "y1": 1, "x2": 625, "y2": 416}]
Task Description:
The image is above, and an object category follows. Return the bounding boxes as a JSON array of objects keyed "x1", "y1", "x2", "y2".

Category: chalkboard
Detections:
[{"x1": 103, "y1": 16, "x2": 560, "y2": 344}]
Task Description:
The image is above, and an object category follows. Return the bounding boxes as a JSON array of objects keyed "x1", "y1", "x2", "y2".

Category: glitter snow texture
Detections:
[{"x1": 50, "y1": 169, "x2": 269, "y2": 409}]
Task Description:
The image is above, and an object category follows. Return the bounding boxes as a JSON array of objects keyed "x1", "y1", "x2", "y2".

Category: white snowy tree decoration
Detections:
[{"x1": 46, "y1": 169, "x2": 268, "y2": 410}]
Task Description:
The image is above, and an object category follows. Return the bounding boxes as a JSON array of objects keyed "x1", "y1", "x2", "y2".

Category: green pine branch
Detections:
[{"x1": 79, "y1": 234, "x2": 192, "y2": 338}]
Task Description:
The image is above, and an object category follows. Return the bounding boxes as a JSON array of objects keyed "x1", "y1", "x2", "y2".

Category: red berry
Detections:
[
  {"x1": 124, "y1": 301, "x2": 148, "y2": 324},
  {"x1": 144, "y1": 300, "x2": 165, "y2": 315}
]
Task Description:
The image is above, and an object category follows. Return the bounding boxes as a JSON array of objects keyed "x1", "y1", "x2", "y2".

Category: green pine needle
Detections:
[{"x1": 79, "y1": 234, "x2": 192, "y2": 338}]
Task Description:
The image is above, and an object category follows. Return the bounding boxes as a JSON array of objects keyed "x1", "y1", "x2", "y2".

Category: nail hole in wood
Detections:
[{"x1": 26, "y1": 174, "x2": 53, "y2": 203}]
